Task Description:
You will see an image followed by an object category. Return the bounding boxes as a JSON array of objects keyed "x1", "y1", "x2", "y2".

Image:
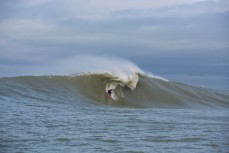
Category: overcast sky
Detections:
[{"x1": 0, "y1": 0, "x2": 229, "y2": 89}]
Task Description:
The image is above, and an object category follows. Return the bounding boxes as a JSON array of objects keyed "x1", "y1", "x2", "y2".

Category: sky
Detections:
[{"x1": 0, "y1": 0, "x2": 229, "y2": 90}]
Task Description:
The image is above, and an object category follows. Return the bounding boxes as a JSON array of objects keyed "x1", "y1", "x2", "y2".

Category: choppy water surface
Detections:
[{"x1": 1, "y1": 96, "x2": 229, "y2": 153}]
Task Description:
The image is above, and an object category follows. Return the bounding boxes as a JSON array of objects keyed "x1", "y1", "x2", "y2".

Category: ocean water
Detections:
[{"x1": 0, "y1": 71, "x2": 229, "y2": 153}]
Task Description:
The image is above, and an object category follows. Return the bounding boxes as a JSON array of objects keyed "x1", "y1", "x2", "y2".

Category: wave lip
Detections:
[{"x1": 1, "y1": 72, "x2": 228, "y2": 108}]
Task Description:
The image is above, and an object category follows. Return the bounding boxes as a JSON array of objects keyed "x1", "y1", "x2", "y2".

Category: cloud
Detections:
[
  {"x1": 19, "y1": 0, "x2": 51, "y2": 6},
  {"x1": 2, "y1": 0, "x2": 228, "y2": 20},
  {"x1": 58, "y1": 0, "x2": 229, "y2": 19},
  {"x1": 0, "y1": 19, "x2": 56, "y2": 59},
  {"x1": 110, "y1": 0, "x2": 229, "y2": 19},
  {"x1": 1, "y1": 1, "x2": 228, "y2": 56},
  {"x1": 0, "y1": 19, "x2": 53, "y2": 35}
]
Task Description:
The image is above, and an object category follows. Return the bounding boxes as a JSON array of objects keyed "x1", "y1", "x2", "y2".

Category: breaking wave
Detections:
[
  {"x1": 0, "y1": 56, "x2": 228, "y2": 108},
  {"x1": 1, "y1": 71, "x2": 228, "y2": 108}
]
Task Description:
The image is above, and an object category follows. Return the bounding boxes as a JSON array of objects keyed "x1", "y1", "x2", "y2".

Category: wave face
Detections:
[{"x1": 1, "y1": 72, "x2": 229, "y2": 108}]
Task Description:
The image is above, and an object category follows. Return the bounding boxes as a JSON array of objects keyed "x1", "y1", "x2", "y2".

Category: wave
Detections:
[{"x1": 1, "y1": 71, "x2": 229, "y2": 108}]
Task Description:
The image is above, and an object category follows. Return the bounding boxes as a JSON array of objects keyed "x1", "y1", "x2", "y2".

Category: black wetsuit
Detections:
[{"x1": 107, "y1": 89, "x2": 112, "y2": 96}]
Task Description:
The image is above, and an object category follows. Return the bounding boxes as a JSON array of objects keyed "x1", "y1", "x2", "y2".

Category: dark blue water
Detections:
[{"x1": 1, "y1": 95, "x2": 229, "y2": 153}]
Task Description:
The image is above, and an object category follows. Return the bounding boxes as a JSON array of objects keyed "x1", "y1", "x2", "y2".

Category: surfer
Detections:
[{"x1": 107, "y1": 89, "x2": 112, "y2": 97}]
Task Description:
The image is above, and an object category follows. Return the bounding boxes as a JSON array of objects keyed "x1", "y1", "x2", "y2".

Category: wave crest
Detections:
[
  {"x1": 1, "y1": 71, "x2": 228, "y2": 108},
  {"x1": 69, "y1": 72, "x2": 229, "y2": 108}
]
